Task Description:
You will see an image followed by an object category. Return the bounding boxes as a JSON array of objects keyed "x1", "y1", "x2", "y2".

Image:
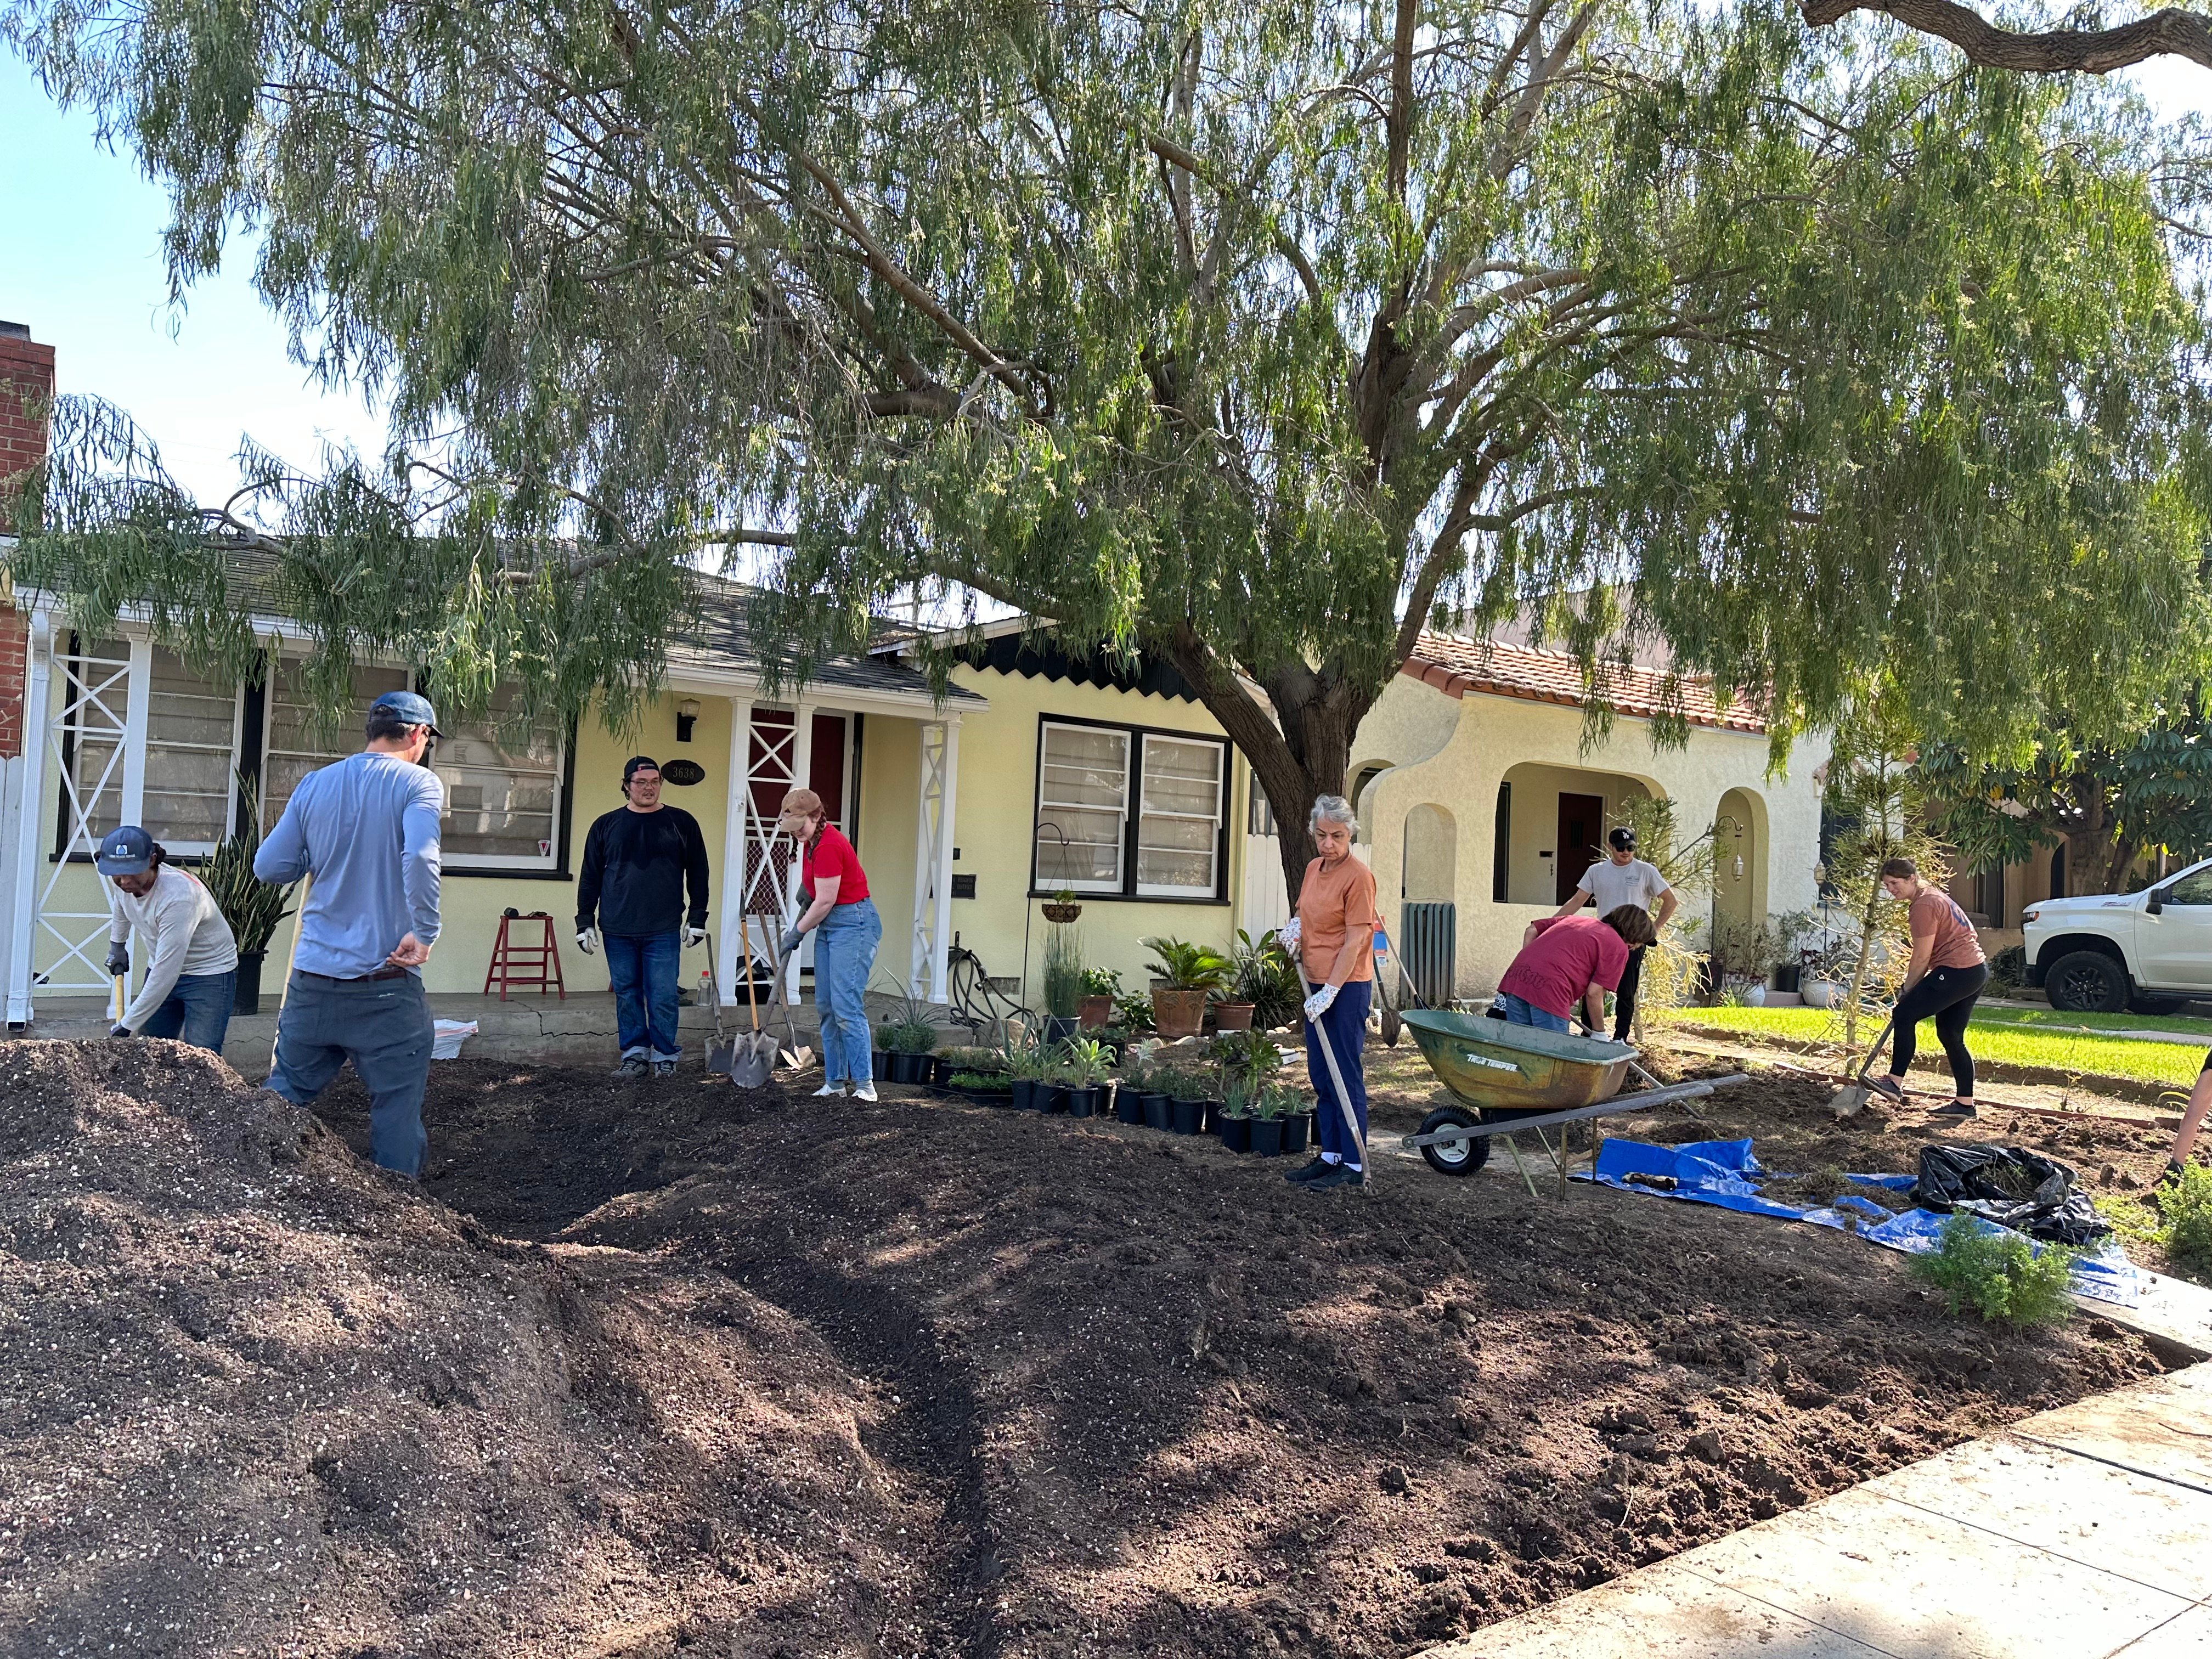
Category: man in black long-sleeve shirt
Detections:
[{"x1": 575, "y1": 757, "x2": 710, "y2": 1077}]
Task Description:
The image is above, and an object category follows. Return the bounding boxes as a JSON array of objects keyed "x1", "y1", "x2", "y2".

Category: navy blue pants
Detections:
[
  {"x1": 604, "y1": 929, "x2": 682, "y2": 1061},
  {"x1": 1305, "y1": 979, "x2": 1372, "y2": 1166},
  {"x1": 268, "y1": 970, "x2": 435, "y2": 1176},
  {"x1": 140, "y1": 969, "x2": 236, "y2": 1055}
]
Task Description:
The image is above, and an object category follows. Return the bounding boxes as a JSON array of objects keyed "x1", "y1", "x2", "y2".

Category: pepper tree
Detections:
[{"x1": 5, "y1": 0, "x2": 2210, "y2": 895}]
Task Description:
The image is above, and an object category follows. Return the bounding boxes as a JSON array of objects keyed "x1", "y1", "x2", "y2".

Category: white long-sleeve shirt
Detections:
[{"x1": 108, "y1": 866, "x2": 240, "y2": 1030}]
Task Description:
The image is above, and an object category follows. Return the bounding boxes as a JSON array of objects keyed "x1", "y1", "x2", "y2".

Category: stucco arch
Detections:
[
  {"x1": 1712, "y1": 785, "x2": 1772, "y2": 934},
  {"x1": 1402, "y1": 804, "x2": 1458, "y2": 902}
]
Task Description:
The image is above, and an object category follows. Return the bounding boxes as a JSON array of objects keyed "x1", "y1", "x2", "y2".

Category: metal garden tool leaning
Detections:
[
  {"x1": 759, "y1": 924, "x2": 815, "y2": 1070},
  {"x1": 1830, "y1": 1010, "x2": 1898, "y2": 1119},
  {"x1": 703, "y1": 927, "x2": 774, "y2": 1087}
]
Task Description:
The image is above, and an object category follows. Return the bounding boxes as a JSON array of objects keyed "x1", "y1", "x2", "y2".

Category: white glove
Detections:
[
  {"x1": 575, "y1": 927, "x2": 598, "y2": 955},
  {"x1": 1303, "y1": 984, "x2": 1339, "y2": 1022},
  {"x1": 684, "y1": 926, "x2": 706, "y2": 947},
  {"x1": 1279, "y1": 918, "x2": 1301, "y2": 952}
]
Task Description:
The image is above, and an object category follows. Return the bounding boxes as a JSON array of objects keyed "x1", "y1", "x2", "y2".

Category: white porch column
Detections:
[
  {"x1": 5, "y1": 612, "x2": 50, "y2": 1025},
  {"x1": 910, "y1": 718, "x2": 958, "y2": 1003},
  {"x1": 120, "y1": 634, "x2": 150, "y2": 827},
  {"x1": 717, "y1": 696, "x2": 749, "y2": 1007}
]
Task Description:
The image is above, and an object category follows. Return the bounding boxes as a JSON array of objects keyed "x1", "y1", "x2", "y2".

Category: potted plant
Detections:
[
  {"x1": 1040, "y1": 887, "x2": 1083, "y2": 924},
  {"x1": 1042, "y1": 923, "x2": 1085, "y2": 1042},
  {"x1": 1113, "y1": 1058, "x2": 1149, "y2": 1124},
  {"x1": 1139, "y1": 1064, "x2": 1176, "y2": 1130},
  {"x1": 1249, "y1": 1085, "x2": 1296, "y2": 1158},
  {"x1": 1060, "y1": 1037, "x2": 1112, "y2": 1118},
  {"x1": 1006, "y1": 1044, "x2": 1046, "y2": 1110},
  {"x1": 1077, "y1": 966, "x2": 1120, "y2": 1029},
  {"x1": 937, "y1": 1044, "x2": 1003, "y2": 1090},
  {"x1": 1218, "y1": 1076, "x2": 1256, "y2": 1153},
  {"x1": 1166, "y1": 1065, "x2": 1209, "y2": 1136},
  {"x1": 1233, "y1": 928, "x2": 1303, "y2": 1032},
  {"x1": 202, "y1": 772, "x2": 297, "y2": 1014},
  {"x1": 878, "y1": 980, "x2": 940, "y2": 1084},
  {"x1": 1279, "y1": 1088, "x2": 1316, "y2": 1155},
  {"x1": 1142, "y1": 936, "x2": 1232, "y2": 1039},
  {"x1": 1039, "y1": 1055, "x2": 1074, "y2": 1114},
  {"x1": 949, "y1": 1069, "x2": 1013, "y2": 1103},
  {"x1": 1113, "y1": 985, "x2": 1156, "y2": 1035}
]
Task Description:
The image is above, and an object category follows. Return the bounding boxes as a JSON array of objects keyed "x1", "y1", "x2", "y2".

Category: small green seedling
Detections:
[{"x1": 1911, "y1": 1212, "x2": 2075, "y2": 1330}]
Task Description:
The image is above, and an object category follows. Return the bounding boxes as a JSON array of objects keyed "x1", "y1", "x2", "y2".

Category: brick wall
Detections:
[{"x1": 0, "y1": 323, "x2": 54, "y2": 760}]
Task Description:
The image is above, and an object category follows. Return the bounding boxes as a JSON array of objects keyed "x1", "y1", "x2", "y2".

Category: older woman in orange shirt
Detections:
[{"x1": 1280, "y1": 794, "x2": 1382, "y2": 1193}]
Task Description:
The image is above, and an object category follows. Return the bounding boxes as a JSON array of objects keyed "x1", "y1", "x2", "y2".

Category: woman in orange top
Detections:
[
  {"x1": 1867, "y1": 857, "x2": 1989, "y2": 1119},
  {"x1": 1280, "y1": 794, "x2": 1381, "y2": 1192}
]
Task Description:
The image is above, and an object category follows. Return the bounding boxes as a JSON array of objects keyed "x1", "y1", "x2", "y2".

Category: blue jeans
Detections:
[
  {"x1": 1496, "y1": 992, "x2": 1569, "y2": 1032},
  {"x1": 1305, "y1": 979, "x2": 1372, "y2": 1166},
  {"x1": 140, "y1": 969, "x2": 236, "y2": 1055},
  {"x1": 814, "y1": 898, "x2": 882, "y2": 1084},
  {"x1": 268, "y1": 970, "x2": 434, "y2": 1176},
  {"x1": 604, "y1": 930, "x2": 682, "y2": 1060}
]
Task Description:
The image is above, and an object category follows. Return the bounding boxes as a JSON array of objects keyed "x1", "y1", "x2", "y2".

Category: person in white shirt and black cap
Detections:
[
  {"x1": 98, "y1": 825, "x2": 241, "y2": 1054},
  {"x1": 1548, "y1": 825, "x2": 1677, "y2": 1041}
]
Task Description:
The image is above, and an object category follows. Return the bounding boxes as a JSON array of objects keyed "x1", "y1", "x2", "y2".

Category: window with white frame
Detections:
[
  {"x1": 432, "y1": 686, "x2": 564, "y2": 868},
  {"x1": 143, "y1": 648, "x2": 242, "y2": 851},
  {"x1": 261, "y1": 659, "x2": 410, "y2": 826},
  {"x1": 1032, "y1": 718, "x2": 1227, "y2": 899}
]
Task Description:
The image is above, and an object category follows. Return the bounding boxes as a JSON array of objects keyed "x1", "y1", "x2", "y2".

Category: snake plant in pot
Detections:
[
  {"x1": 202, "y1": 773, "x2": 297, "y2": 1014},
  {"x1": 878, "y1": 979, "x2": 939, "y2": 1084},
  {"x1": 1218, "y1": 1075, "x2": 1256, "y2": 1154}
]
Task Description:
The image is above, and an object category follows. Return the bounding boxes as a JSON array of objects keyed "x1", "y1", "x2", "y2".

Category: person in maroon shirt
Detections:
[
  {"x1": 776, "y1": 786, "x2": 883, "y2": 1101},
  {"x1": 1494, "y1": 906, "x2": 1659, "y2": 1032}
]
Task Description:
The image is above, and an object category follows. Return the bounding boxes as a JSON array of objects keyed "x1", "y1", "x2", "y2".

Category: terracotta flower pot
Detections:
[
  {"x1": 1077, "y1": 995, "x2": 1114, "y2": 1029},
  {"x1": 1152, "y1": 986, "x2": 1207, "y2": 1039},
  {"x1": 1211, "y1": 1002, "x2": 1255, "y2": 1032}
]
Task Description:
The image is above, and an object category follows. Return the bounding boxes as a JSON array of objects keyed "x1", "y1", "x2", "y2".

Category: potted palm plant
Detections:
[
  {"x1": 202, "y1": 774, "x2": 297, "y2": 1014},
  {"x1": 1142, "y1": 936, "x2": 1232, "y2": 1039}
]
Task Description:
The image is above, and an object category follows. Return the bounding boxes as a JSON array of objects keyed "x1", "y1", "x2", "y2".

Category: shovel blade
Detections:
[{"x1": 1830, "y1": 1083, "x2": 1869, "y2": 1120}]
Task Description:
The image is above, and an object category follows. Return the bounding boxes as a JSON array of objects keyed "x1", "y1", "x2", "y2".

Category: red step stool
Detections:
[{"x1": 484, "y1": 912, "x2": 566, "y2": 1000}]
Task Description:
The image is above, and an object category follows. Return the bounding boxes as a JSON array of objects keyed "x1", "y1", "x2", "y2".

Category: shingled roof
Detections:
[{"x1": 1403, "y1": 631, "x2": 1766, "y2": 735}]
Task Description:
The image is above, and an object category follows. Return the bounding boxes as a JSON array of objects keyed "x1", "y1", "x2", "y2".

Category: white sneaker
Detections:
[
  {"x1": 852, "y1": 1081, "x2": 879, "y2": 1102},
  {"x1": 812, "y1": 1082, "x2": 847, "y2": 1098}
]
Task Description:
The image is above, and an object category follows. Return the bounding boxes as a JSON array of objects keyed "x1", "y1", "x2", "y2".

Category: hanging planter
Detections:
[{"x1": 1041, "y1": 901, "x2": 1083, "y2": 924}]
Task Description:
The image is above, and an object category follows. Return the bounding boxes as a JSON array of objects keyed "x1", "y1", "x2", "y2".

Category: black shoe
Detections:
[
  {"x1": 1285, "y1": 1156, "x2": 1332, "y2": 1184},
  {"x1": 1306, "y1": 1164, "x2": 1366, "y2": 1191},
  {"x1": 1866, "y1": 1075, "x2": 1906, "y2": 1104},
  {"x1": 1927, "y1": 1099, "x2": 1978, "y2": 1119}
]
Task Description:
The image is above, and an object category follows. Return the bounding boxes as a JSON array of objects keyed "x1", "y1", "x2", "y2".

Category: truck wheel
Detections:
[
  {"x1": 1418, "y1": 1106, "x2": 1491, "y2": 1177},
  {"x1": 2046, "y1": 950, "x2": 2129, "y2": 1014},
  {"x1": 2129, "y1": 992, "x2": 2187, "y2": 1018}
]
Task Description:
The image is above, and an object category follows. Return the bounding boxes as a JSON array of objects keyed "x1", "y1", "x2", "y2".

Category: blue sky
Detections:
[{"x1": 0, "y1": 47, "x2": 2204, "y2": 509}]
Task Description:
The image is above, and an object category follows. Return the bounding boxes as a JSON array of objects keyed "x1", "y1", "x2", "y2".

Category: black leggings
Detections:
[{"x1": 1889, "y1": 962, "x2": 1989, "y2": 1096}]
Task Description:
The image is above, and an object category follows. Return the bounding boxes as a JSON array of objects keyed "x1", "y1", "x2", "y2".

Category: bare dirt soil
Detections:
[{"x1": 1, "y1": 1036, "x2": 2170, "y2": 1658}]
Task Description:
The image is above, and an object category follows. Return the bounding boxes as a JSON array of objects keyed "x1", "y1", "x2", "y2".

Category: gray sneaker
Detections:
[
  {"x1": 650, "y1": 1059, "x2": 678, "y2": 1078},
  {"x1": 613, "y1": 1056, "x2": 649, "y2": 1079}
]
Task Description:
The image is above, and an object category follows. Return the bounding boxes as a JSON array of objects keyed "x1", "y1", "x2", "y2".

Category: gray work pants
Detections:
[{"x1": 267, "y1": 971, "x2": 435, "y2": 1176}]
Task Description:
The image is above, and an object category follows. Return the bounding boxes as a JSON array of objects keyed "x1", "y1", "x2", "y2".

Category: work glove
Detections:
[
  {"x1": 684, "y1": 926, "x2": 707, "y2": 948},
  {"x1": 105, "y1": 943, "x2": 129, "y2": 977},
  {"x1": 1278, "y1": 919, "x2": 1301, "y2": 952},
  {"x1": 777, "y1": 929, "x2": 805, "y2": 960},
  {"x1": 107, "y1": 1023, "x2": 133, "y2": 1039},
  {"x1": 1302, "y1": 984, "x2": 1339, "y2": 1022},
  {"x1": 575, "y1": 927, "x2": 598, "y2": 955}
]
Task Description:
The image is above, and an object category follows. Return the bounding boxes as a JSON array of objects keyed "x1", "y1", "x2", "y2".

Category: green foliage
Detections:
[
  {"x1": 1211, "y1": 1027, "x2": 1285, "y2": 1082},
  {"x1": 1602, "y1": 796, "x2": 1711, "y2": 1026},
  {"x1": 1918, "y1": 716, "x2": 2212, "y2": 899},
  {"x1": 1988, "y1": 945, "x2": 2028, "y2": 992},
  {"x1": 199, "y1": 769, "x2": 294, "y2": 955},
  {"x1": 2163, "y1": 1161, "x2": 2212, "y2": 1273},
  {"x1": 1057, "y1": 1037, "x2": 1113, "y2": 1087},
  {"x1": 936, "y1": 1044, "x2": 1005, "y2": 1074},
  {"x1": 1910, "y1": 1214, "x2": 2076, "y2": 1329},
  {"x1": 1220, "y1": 1074, "x2": 1256, "y2": 1118},
  {"x1": 947, "y1": 1069, "x2": 1012, "y2": 1092},
  {"x1": 1228, "y1": 929, "x2": 1300, "y2": 1030},
  {"x1": 8, "y1": 0, "x2": 2210, "y2": 844},
  {"x1": 1258, "y1": 1084, "x2": 1306, "y2": 1120},
  {"x1": 1111, "y1": 988, "x2": 1156, "y2": 1034},
  {"x1": 878, "y1": 977, "x2": 940, "y2": 1054},
  {"x1": 1143, "y1": 937, "x2": 1232, "y2": 993},
  {"x1": 1079, "y1": 966, "x2": 1122, "y2": 998},
  {"x1": 1042, "y1": 924, "x2": 1086, "y2": 1019}
]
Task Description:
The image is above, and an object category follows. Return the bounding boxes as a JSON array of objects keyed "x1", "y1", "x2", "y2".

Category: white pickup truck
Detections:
[{"x1": 2023, "y1": 857, "x2": 2212, "y2": 1014}]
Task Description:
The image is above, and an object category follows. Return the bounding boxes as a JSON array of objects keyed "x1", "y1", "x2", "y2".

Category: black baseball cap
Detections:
[
  {"x1": 1607, "y1": 826, "x2": 1638, "y2": 851},
  {"x1": 370, "y1": 689, "x2": 445, "y2": 736},
  {"x1": 622, "y1": 755, "x2": 662, "y2": 786}
]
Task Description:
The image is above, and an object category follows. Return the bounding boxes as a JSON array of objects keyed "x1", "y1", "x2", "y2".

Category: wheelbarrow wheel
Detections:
[{"x1": 1417, "y1": 1105, "x2": 1489, "y2": 1177}]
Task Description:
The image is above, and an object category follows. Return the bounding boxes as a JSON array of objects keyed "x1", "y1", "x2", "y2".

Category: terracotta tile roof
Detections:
[{"x1": 1404, "y1": 631, "x2": 1766, "y2": 734}]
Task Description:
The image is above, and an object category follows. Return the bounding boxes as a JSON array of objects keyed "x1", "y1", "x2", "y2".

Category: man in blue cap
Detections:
[
  {"x1": 253, "y1": 689, "x2": 445, "y2": 1176},
  {"x1": 98, "y1": 824, "x2": 240, "y2": 1052}
]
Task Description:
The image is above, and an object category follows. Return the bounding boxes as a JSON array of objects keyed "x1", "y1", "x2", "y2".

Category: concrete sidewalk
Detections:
[{"x1": 1424, "y1": 1363, "x2": 2212, "y2": 1658}]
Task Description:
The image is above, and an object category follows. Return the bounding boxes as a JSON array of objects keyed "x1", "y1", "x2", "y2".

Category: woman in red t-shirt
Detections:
[{"x1": 776, "y1": 787, "x2": 882, "y2": 1101}]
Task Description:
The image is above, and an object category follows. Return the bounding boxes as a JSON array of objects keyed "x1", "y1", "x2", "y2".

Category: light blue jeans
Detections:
[
  {"x1": 814, "y1": 898, "x2": 882, "y2": 1084},
  {"x1": 1496, "y1": 992, "x2": 1570, "y2": 1032}
]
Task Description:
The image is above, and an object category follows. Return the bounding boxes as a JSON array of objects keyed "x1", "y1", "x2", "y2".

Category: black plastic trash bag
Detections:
[{"x1": 1913, "y1": 1144, "x2": 2111, "y2": 1245}]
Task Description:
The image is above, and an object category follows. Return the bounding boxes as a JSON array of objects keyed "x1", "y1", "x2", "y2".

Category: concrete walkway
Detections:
[{"x1": 1421, "y1": 1363, "x2": 2212, "y2": 1658}]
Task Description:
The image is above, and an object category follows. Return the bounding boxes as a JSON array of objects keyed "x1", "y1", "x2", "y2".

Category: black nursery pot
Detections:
[
  {"x1": 889, "y1": 1051, "x2": 929, "y2": 1085},
  {"x1": 1141, "y1": 1092, "x2": 1172, "y2": 1131},
  {"x1": 1249, "y1": 1118, "x2": 1286, "y2": 1157},
  {"x1": 1282, "y1": 1111, "x2": 1313, "y2": 1155},
  {"x1": 1042, "y1": 1084, "x2": 1072, "y2": 1114},
  {"x1": 1170, "y1": 1097, "x2": 1205, "y2": 1136},
  {"x1": 1199, "y1": 1098, "x2": 1224, "y2": 1135},
  {"x1": 1115, "y1": 1085, "x2": 1145, "y2": 1125},
  {"x1": 1220, "y1": 1115, "x2": 1253, "y2": 1154},
  {"x1": 930, "y1": 1055, "x2": 957, "y2": 1088},
  {"x1": 871, "y1": 1050, "x2": 891, "y2": 1081},
  {"x1": 232, "y1": 951, "x2": 266, "y2": 1015},
  {"x1": 1066, "y1": 1085, "x2": 1099, "y2": 1118},
  {"x1": 1011, "y1": 1078, "x2": 1040, "y2": 1110}
]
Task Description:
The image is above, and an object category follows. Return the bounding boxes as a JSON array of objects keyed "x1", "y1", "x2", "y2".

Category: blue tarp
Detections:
[{"x1": 1579, "y1": 1137, "x2": 2140, "y2": 1307}]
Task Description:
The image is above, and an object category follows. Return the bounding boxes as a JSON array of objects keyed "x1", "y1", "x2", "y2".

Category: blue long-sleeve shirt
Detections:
[{"x1": 254, "y1": 752, "x2": 444, "y2": 978}]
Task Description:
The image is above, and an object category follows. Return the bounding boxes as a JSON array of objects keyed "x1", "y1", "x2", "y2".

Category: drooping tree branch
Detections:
[{"x1": 1802, "y1": 0, "x2": 2212, "y2": 73}]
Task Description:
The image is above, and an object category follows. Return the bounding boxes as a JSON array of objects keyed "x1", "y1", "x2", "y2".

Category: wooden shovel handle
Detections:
[{"x1": 739, "y1": 915, "x2": 762, "y2": 1032}]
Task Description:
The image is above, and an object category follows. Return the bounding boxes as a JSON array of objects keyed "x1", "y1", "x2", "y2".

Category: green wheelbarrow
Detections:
[{"x1": 1398, "y1": 1008, "x2": 1746, "y2": 1190}]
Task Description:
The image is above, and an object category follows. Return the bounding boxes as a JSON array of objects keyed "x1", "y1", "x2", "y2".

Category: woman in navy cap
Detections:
[{"x1": 99, "y1": 824, "x2": 241, "y2": 1053}]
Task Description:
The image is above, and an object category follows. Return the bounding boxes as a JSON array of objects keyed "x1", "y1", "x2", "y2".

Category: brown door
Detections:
[{"x1": 1556, "y1": 792, "x2": 1604, "y2": 905}]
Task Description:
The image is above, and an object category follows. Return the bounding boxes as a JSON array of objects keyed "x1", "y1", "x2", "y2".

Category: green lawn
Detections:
[{"x1": 1667, "y1": 1004, "x2": 2207, "y2": 1088}]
